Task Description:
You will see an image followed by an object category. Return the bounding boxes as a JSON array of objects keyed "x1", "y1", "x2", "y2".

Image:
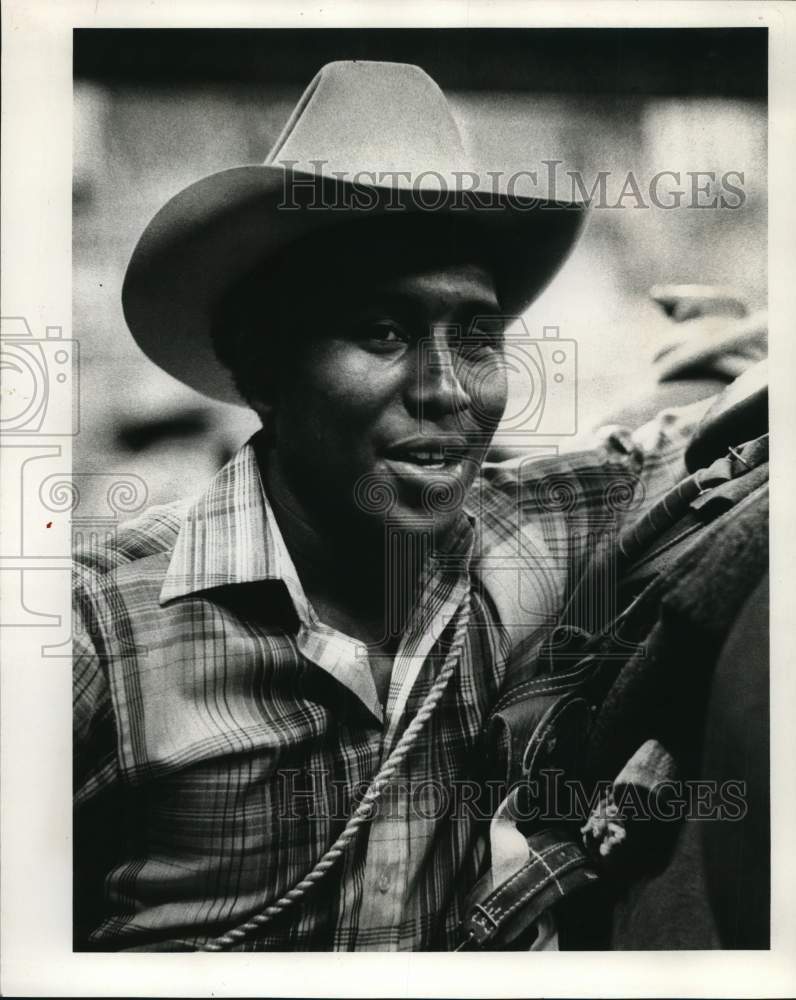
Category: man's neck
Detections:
[{"x1": 258, "y1": 444, "x2": 417, "y2": 641}]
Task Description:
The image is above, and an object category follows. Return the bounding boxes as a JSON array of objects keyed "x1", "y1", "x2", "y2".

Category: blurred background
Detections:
[{"x1": 73, "y1": 28, "x2": 767, "y2": 518}]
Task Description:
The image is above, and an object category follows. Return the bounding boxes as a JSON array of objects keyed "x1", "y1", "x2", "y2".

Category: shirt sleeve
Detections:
[
  {"x1": 73, "y1": 568, "x2": 127, "y2": 947},
  {"x1": 73, "y1": 569, "x2": 121, "y2": 808}
]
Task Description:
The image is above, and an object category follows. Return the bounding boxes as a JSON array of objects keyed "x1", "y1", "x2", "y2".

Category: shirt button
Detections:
[{"x1": 377, "y1": 872, "x2": 391, "y2": 893}]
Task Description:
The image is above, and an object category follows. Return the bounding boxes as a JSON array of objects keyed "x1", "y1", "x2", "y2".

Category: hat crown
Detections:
[{"x1": 265, "y1": 60, "x2": 468, "y2": 181}]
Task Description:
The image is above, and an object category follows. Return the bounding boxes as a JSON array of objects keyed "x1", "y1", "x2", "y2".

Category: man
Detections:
[{"x1": 73, "y1": 61, "x2": 699, "y2": 951}]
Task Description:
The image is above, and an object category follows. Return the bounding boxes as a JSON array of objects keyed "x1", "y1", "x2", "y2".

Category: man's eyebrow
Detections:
[
  {"x1": 322, "y1": 285, "x2": 501, "y2": 330},
  {"x1": 450, "y1": 303, "x2": 506, "y2": 334}
]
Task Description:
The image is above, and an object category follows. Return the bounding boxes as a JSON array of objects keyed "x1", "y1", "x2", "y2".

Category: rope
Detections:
[{"x1": 199, "y1": 588, "x2": 472, "y2": 952}]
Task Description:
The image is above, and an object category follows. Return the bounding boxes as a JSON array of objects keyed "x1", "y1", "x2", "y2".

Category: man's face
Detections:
[{"x1": 255, "y1": 220, "x2": 508, "y2": 538}]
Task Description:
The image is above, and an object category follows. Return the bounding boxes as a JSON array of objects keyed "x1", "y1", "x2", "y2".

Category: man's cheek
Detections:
[
  {"x1": 312, "y1": 368, "x2": 389, "y2": 430},
  {"x1": 471, "y1": 366, "x2": 508, "y2": 431}
]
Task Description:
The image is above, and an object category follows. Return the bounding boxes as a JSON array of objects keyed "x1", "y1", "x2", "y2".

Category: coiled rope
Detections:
[{"x1": 199, "y1": 588, "x2": 472, "y2": 951}]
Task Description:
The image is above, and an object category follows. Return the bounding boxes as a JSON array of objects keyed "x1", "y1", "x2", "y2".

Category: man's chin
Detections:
[{"x1": 344, "y1": 458, "x2": 479, "y2": 539}]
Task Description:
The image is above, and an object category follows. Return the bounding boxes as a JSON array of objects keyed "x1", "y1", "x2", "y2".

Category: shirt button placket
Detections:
[{"x1": 353, "y1": 777, "x2": 409, "y2": 948}]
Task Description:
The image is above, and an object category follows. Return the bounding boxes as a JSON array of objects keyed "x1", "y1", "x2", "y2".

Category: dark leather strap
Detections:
[{"x1": 460, "y1": 830, "x2": 598, "y2": 949}]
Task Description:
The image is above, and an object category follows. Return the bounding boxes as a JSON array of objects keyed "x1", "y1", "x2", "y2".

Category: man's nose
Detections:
[{"x1": 407, "y1": 326, "x2": 472, "y2": 419}]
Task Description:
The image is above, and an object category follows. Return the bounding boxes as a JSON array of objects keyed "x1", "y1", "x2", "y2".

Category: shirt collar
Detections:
[{"x1": 159, "y1": 433, "x2": 310, "y2": 616}]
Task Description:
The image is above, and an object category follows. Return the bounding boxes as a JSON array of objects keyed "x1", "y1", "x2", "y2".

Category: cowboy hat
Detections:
[{"x1": 122, "y1": 60, "x2": 587, "y2": 405}]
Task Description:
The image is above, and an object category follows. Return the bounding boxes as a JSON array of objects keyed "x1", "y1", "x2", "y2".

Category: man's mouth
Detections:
[{"x1": 383, "y1": 437, "x2": 468, "y2": 472}]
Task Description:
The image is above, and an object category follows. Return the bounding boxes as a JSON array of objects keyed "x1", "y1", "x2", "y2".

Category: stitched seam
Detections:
[
  {"x1": 481, "y1": 841, "x2": 566, "y2": 904},
  {"x1": 490, "y1": 855, "x2": 586, "y2": 923},
  {"x1": 528, "y1": 837, "x2": 565, "y2": 895},
  {"x1": 497, "y1": 669, "x2": 591, "y2": 710},
  {"x1": 471, "y1": 843, "x2": 567, "y2": 933},
  {"x1": 500, "y1": 679, "x2": 578, "y2": 709},
  {"x1": 495, "y1": 662, "x2": 593, "y2": 707}
]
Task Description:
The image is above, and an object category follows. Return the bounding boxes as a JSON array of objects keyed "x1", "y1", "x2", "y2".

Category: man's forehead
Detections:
[
  {"x1": 363, "y1": 262, "x2": 499, "y2": 310},
  {"x1": 275, "y1": 215, "x2": 498, "y2": 306},
  {"x1": 331, "y1": 214, "x2": 489, "y2": 265}
]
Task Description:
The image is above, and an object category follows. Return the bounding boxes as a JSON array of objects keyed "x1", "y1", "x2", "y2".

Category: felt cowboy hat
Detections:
[{"x1": 122, "y1": 60, "x2": 587, "y2": 404}]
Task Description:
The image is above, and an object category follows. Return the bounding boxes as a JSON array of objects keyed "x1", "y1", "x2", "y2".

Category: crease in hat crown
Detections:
[{"x1": 264, "y1": 60, "x2": 470, "y2": 184}]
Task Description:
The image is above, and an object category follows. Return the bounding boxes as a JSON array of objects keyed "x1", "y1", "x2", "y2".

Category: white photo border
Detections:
[{"x1": 2, "y1": 1, "x2": 795, "y2": 996}]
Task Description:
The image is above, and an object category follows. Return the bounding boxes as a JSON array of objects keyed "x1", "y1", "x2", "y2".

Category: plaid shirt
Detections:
[{"x1": 73, "y1": 405, "x2": 704, "y2": 951}]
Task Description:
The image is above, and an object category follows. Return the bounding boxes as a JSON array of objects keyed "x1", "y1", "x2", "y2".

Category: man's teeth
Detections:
[
  {"x1": 404, "y1": 452, "x2": 452, "y2": 468},
  {"x1": 388, "y1": 446, "x2": 464, "y2": 468}
]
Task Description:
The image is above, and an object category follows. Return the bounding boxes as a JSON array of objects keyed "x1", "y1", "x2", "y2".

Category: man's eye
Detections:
[
  {"x1": 372, "y1": 323, "x2": 404, "y2": 341},
  {"x1": 353, "y1": 321, "x2": 409, "y2": 347}
]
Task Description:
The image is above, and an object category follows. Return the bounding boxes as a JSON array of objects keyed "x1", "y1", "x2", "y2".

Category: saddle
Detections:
[{"x1": 458, "y1": 361, "x2": 769, "y2": 950}]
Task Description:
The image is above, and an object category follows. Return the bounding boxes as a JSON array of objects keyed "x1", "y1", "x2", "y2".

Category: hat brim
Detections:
[{"x1": 122, "y1": 165, "x2": 587, "y2": 404}]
